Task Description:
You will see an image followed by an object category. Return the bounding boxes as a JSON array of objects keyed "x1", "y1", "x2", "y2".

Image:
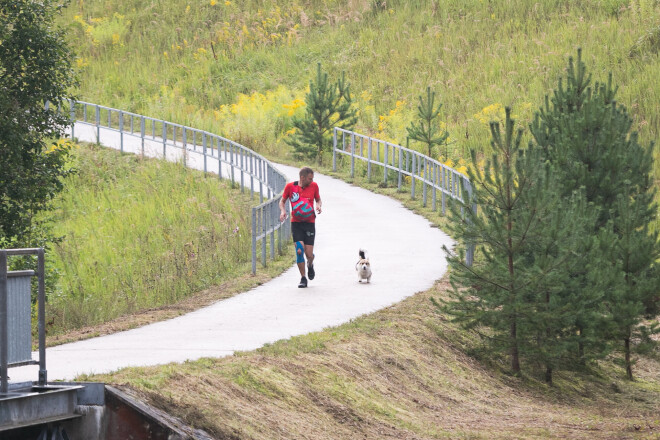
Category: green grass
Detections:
[
  {"x1": 58, "y1": 0, "x2": 660, "y2": 230},
  {"x1": 41, "y1": 143, "x2": 263, "y2": 332}
]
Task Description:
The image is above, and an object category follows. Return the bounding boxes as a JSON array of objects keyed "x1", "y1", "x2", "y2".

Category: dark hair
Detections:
[{"x1": 299, "y1": 166, "x2": 314, "y2": 177}]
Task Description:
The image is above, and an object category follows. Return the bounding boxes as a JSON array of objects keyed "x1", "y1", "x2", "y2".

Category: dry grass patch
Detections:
[{"x1": 88, "y1": 277, "x2": 660, "y2": 439}]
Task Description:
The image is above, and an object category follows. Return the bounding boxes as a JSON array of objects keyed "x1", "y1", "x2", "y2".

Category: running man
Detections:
[{"x1": 279, "y1": 167, "x2": 322, "y2": 288}]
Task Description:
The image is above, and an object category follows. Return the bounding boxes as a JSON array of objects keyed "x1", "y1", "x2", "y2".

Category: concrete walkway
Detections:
[{"x1": 10, "y1": 123, "x2": 453, "y2": 382}]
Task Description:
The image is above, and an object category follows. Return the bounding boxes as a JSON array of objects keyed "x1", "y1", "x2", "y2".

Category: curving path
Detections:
[{"x1": 9, "y1": 123, "x2": 453, "y2": 382}]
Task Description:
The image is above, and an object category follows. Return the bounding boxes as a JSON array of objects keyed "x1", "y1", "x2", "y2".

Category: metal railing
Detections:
[
  {"x1": 333, "y1": 128, "x2": 475, "y2": 265},
  {"x1": 0, "y1": 248, "x2": 47, "y2": 393},
  {"x1": 60, "y1": 100, "x2": 290, "y2": 274}
]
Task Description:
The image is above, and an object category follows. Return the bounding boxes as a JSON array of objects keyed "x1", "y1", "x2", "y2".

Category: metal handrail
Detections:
[
  {"x1": 332, "y1": 128, "x2": 475, "y2": 265},
  {"x1": 0, "y1": 248, "x2": 47, "y2": 393},
  {"x1": 61, "y1": 100, "x2": 290, "y2": 274}
]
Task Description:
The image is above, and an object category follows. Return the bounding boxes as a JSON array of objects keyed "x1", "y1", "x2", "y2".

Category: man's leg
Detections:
[
  {"x1": 305, "y1": 245, "x2": 315, "y2": 280},
  {"x1": 295, "y1": 241, "x2": 306, "y2": 277}
]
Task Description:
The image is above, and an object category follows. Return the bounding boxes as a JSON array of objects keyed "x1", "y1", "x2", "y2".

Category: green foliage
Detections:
[
  {"x1": 42, "y1": 144, "x2": 254, "y2": 331},
  {"x1": 0, "y1": 0, "x2": 77, "y2": 242},
  {"x1": 286, "y1": 63, "x2": 357, "y2": 165},
  {"x1": 406, "y1": 87, "x2": 449, "y2": 157},
  {"x1": 439, "y1": 108, "x2": 596, "y2": 382},
  {"x1": 530, "y1": 49, "x2": 660, "y2": 380}
]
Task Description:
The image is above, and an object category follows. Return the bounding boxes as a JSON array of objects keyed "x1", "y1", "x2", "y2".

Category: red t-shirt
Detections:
[{"x1": 282, "y1": 181, "x2": 320, "y2": 223}]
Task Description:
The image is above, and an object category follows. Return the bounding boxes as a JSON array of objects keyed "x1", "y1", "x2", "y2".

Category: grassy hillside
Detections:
[
  {"x1": 57, "y1": 1, "x2": 660, "y2": 437},
  {"x1": 88, "y1": 276, "x2": 660, "y2": 439},
  {"x1": 40, "y1": 143, "x2": 275, "y2": 335},
  {"x1": 60, "y1": 0, "x2": 659, "y2": 164}
]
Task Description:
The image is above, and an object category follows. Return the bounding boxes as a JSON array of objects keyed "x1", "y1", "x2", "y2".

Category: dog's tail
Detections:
[{"x1": 359, "y1": 249, "x2": 366, "y2": 260}]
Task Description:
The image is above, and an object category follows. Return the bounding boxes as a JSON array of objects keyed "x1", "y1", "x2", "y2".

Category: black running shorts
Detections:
[{"x1": 291, "y1": 222, "x2": 316, "y2": 246}]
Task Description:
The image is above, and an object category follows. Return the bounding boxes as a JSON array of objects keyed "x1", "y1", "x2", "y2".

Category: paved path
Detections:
[{"x1": 10, "y1": 123, "x2": 453, "y2": 382}]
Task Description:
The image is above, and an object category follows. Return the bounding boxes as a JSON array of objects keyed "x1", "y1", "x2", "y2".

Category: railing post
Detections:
[
  {"x1": 262, "y1": 206, "x2": 267, "y2": 268},
  {"x1": 69, "y1": 99, "x2": 76, "y2": 140},
  {"x1": 252, "y1": 208, "x2": 257, "y2": 275},
  {"x1": 119, "y1": 111, "x2": 124, "y2": 152},
  {"x1": 411, "y1": 154, "x2": 416, "y2": 199},
  {"x1": 432, "y1": 163, "x2": 437, "y2": 212},
  {"x1": 367, "y1": 138, "x2": 372, "y2": 180},
  {"x1": 333, "y1": 128, "x2": 337, "y2": 171},
  {"x1": 203, "y1": 132, "x2": 208, "y2": 173},
  {"x1": 270, "y1": 204, "x2": 275, "y2": 261},
  {"x1": 140, "y1": 116, "x2": 145, "y2": 156},
  {"x1": 183, "y1": 128, "x2": 188, "y2": 168},
  {"x1": 383, "y1": 144, "x2": 388, "y2": 186},
  {"x1": 0, "y1": 250, "x2": 8, "y2": 394},
  {"x1": 422, "y1": 158, "x2": 427, "y2": 207},
  {"x1": 397, "y1": 146, "x2": 402, "y2": 190},
  {"x1": 162, "y1": 122, "x2": 167, "y2": 158},
  {"x1": 230, "y1": 144, "x2": 235, "y2": 187},
  {"x1": 350, "y1": 132, "x2": 355, "y2": 178},
  {"x1": 37, "y1": 248, "x2": 46, "y2": 385},
  {"x1": 240, "y1": 149, "x2": 245, "y2": 193},
  {"x1": 95, "y1": 105, "x2": 100, "y2": 144}
]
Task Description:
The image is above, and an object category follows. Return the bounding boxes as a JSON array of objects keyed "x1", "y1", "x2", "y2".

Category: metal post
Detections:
[
  {"x1": 422, "y1": 158, "x2": 427, "y2": 207},
  {"x1": 230, "y1": 144, "x2": 235, "y2": 187},
  {"x1": 0, "y1": 250, "x2": 8, "y2": 394},
  {"x1": 397, "y1": 147, "x2": 403, "y2": 190},
  {"x1": 350, "y1": 132, "x2": 355, "y2": 178},
  {"x1": 411, "y1": 154, "x2": 416, "y2": 199},
  {"x1": 442, "y1": 166, "x2": 446, "y2": 215},
  {"x1": 367, "y1": 139, "x2": 372, "y2": 180},
  {"x1": 270, "y1": 205, "x2": 275, "y2": 261},
  {"x1": 140, "y1": 116, "x2": 145, "y2": 156},
  {"x1": 432, "y1": 163, "x2": 437, "y2": 211},
  {"x1": 119, "y1": 111, "x2": 124, "y2": 153},
  {"x1": 262, "y1": 207, "x2": 267, "y2": 268},
  {"x1": 69, "y1": 99, "x2": 76, "y2": 140},
  {"x1": 183, "y1": 128, "x2": 187, "y2": 168},
  {"x1": 383, "y1": 143, "x2": 388, "y2": 185},
  {"x1": 240, "y1": 149, "x2": 245, "y2": 193},
  {"x1": 333, "y1": 128, "x2": 337, "y2": 171},
  {"x1": 203, "y1": 133, "x2": 207, "y2": 173},
  {"x1": 162, "y1": 122, "x2": 167, "y2": 158},
  {"x1": 37, "y1": 249, "x2": 46, "y2": 385},
  {"x1": 252, "y1": 209, "x2": 257, "y2": 274},
  {"x1": 95, "y1": 105, "x2": 100, "y2": 144}
]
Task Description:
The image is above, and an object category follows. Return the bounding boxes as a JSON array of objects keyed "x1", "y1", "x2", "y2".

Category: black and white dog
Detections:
[{"x1": 356, "y1": 249, "x2": 372, "y2": 283}]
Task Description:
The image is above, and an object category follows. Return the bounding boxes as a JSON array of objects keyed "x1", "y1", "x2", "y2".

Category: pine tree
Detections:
[
  {"x1": 406, "y1": 87, "x2": 449, "y2": 157},
  {"x1": 607, "y1": 184, "x2": 660, "y2": 380},
  {"x1": 286, "y1": 63, "x2": 357, "y2": 165},
  {"x1": 530, "y1": 49, "x2": 659, "y2": 378},
  {"x1": 438, "y1": 108, "x2": 594, "y2": 381}
]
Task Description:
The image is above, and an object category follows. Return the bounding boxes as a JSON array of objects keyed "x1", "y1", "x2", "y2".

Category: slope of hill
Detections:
[
  {"x1": 61, "y1": 0, "x2": 660, "y2": 165},
  {"x1": 88, "y1": 276, "x2": 660, "y2": 439},
  {"x1": 40, "y1": 143, "x2": 285, "y2": 337}
]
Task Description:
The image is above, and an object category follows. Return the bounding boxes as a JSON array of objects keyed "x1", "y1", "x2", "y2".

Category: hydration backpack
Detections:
[{"x1": 290, "y1": 181, "x2": 315, "y2": 221}]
